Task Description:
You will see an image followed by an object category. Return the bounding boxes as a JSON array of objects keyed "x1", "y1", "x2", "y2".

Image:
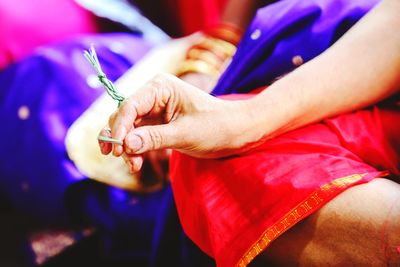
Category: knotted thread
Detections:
[{"x1": 83, "y1": 45, "x2": 125, "y2": 107}]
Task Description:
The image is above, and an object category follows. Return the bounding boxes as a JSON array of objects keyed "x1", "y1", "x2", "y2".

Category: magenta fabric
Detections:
[{"x1": 0, "y1": 0, "x2": 97, "y2": 69}]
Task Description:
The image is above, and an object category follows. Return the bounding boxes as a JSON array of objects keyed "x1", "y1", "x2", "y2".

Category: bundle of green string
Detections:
[{"x1": 83, "y1": 45, "x2": 125, "y2": 107}]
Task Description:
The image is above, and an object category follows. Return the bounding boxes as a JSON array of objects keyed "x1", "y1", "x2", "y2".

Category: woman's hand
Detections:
[{"x1": 99, "y1": 73, "x2": 263, "y2": 172}]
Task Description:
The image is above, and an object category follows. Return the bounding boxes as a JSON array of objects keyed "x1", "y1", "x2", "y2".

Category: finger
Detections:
[
  {"x1": 124, "y1": 123, "x2": 181, "y2": 154},
  {"x1": 108, "y1": 112, "x2": 117, "y2": 130},
  {"x1": 108, "y1": 112, "x2": 125, "y2": 155},
  {"x1": 111, "y1": 98, "x2": 138, "y2": 157},
  {"x1": 123, "y1": 153, "x2": 144, "y2": 174},
  {"x1": 111, "y1": 74, "x2": 175, "y2": 156},
  {"x1": 98, "y1": 126, "x2": 112, "y2": 155}
]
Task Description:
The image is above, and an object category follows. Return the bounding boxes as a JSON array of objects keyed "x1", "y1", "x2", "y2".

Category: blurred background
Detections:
[
  {"x1": 0, "y1": 0, "x2": 229, "y2": 266},
  {"x1": 0, "y1": 0, "x2": 229, "y2": 70}
]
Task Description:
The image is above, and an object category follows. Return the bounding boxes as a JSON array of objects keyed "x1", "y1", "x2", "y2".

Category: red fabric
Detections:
[
  {"x1": 175, "y1": 0, "x2": 228, "y2": 35},
  {"x1": 134, "y1": 0, "x2": 228, "y2": 37},
  {"x1": 0, "y1": 0, "x2": 97, "y2": 69},
  {"x1": 170, "y1": 93, "x2": 400, "y2": 267}
]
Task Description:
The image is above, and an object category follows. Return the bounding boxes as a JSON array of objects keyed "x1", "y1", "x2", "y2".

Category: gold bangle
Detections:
[
  {"x1": 200, "y1": 37, "x2": 237, "y2": 58},
  {"x1": 187, "y1": 48, "x2": 224, "y2": 69},
  {"x1": 175, "y1": 60, "x2": 220, "y2": 78},
  {"x1": 206, "y1": 22, "x2": 244, "y2": 45},
  {"x1": 208, "y1": 27, "x2": 242, "y2": 45}
]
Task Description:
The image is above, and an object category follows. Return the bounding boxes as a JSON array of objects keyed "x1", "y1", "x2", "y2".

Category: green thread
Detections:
[{"x1": 83, "y1": 45, "x2": 125, "y2": 107}]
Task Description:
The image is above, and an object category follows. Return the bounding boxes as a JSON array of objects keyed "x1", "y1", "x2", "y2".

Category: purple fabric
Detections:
[
  {"x1": 0, "y1": 32, "x2": 214, "y2": 266},
  {"x1": 0, "y1": 33, "x2": 152, "y2": 223},
  {"x1": 212, "y1": 0, "x2": 379, "y2": 95}
]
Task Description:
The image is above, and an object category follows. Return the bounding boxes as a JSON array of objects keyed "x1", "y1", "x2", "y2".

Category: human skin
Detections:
[
  {"x1": 101, "y1": 0, "x2": 399, "y2": 171},
  {"x1": 100, "y1": 0, "x2": 400, "y2": 265},
  {"x1": 98, "y1": 0, "x2": 263, "y2": 170},
  {"x1": 177, "y1": 0, "x2": 263, "y2": 93},
  {"x1": 257, "y1": 178, "x2": 400, "y2": 266}
]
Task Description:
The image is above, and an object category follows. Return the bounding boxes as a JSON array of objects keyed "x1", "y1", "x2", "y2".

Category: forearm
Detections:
[{"x1": 248, "y1": 0, "x2": 400, "y2": 139}]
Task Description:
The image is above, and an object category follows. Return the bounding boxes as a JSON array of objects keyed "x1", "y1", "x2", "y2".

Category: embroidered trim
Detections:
[{"x1": 237, "y1": 172, "x2": 388, "y2": 267}]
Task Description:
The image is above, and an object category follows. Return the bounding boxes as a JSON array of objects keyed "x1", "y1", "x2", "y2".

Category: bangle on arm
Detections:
[{"x1": 175, "y1": 23, "x2": 243, "y2": 78}]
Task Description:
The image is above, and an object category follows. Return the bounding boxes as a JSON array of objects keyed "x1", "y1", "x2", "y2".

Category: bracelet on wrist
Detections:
[{"x1": 176, "y1": 23, "x2": 243, "y2": 78}]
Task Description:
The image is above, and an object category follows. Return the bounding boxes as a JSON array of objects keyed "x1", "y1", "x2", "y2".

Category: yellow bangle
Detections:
[
  {"x1": 207, "y1": 22, "x2": 244, "y2": 45},
  {"x1": 199, "y1": 37, "x2": 237, "y2": 58},
  {"x1": 187, "y1": 48, "x2": 224, "y2": 69},
  {"x1": 209, "y1": 27, "x2": 242, "y2": 45},
  {"x1": 175, "y1": 60, "x2": 220, "y2": 78},
  {"x1": 176, "y1": 33, "x2": 238, "y2": 78}
]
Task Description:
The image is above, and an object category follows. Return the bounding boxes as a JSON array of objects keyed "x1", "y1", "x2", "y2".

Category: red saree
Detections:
[
  {"x1": 169, "y1": 93, "x2": 400, "y2": 267},
  {"x1": 174, "y1": 0, "x2": 228, "y2": 35}
]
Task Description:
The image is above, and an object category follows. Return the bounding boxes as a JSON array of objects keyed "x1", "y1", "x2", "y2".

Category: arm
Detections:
[
  {"x1": 103, "y1": 0, "x2": 400, "y2": 172},
  {"x1": 245, "y1": 0, "x2": 400, "y2": 141}
]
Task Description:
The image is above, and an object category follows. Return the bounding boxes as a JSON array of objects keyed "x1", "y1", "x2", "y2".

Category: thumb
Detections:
[{"x1": 124, "y1": 124, "x2": 180, "y2": 154}]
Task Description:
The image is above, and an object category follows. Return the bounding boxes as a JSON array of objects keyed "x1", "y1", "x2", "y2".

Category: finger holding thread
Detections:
[
  {"x1": 111, "y1": 99, "x2": 138, "y2": 156},
  {"x1": 98, "y1": 126, "x2": 113, "y2": 155},
  {"x1": 122, "y1": 153, "x2": 144, "y2": 174},
  {"x1": 84, "y1": 45, "x2": 127, "y2": 156}
]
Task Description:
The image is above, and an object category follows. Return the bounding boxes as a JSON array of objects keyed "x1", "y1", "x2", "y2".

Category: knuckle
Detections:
[
  {"x1": 153, "y1": 73, "x2": 173, "y2": 83},
  {"x1": 150, "y1": 74, "x2": 166, "y2": 88},
  {"x1": 147, "y1": 128, "x2": 163, "y2": 150},
  {"x1": 152, "y1": 73, "x2": 176, "y2": 91},
  {"x1": 118, "y1": 98, "x2": 138, "y2": 121}
]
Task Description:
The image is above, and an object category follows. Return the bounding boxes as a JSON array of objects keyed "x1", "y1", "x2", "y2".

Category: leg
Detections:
[{"x1": 255, "y1": 178, "x2": 400, "y2": 266}]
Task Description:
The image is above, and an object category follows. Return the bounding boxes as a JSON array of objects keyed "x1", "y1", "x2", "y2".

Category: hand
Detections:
[
  {"x1": 99, "y1": 73, "x2": 262, "y2": 172},
  {"x1": 99, "y1": 127, "x2": 170, "y2": 179}
]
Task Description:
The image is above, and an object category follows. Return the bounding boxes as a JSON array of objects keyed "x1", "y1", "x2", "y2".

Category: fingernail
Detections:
[
  {"x1": 126, "y1": 134, "x2": 143, "y2": 153},
  {"x1": 113, "y1": 126, "x2": 126, "y2": 156},
  {"x1": 113, "y1": 145, "x2": 123, "y2": 156}
]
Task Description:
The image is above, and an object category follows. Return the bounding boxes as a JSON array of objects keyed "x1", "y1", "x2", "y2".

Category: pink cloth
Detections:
[{"x1": 0, "y1": 0, "x2": 97, "y2": 69}]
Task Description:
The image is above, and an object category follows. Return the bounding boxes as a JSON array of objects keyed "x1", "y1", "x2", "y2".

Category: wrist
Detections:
[
  {"x1": 242, "y1": 86, "x2": 300, "y2": 143},
  {"x1": 217, "y1": 97, "x2": 274, "y2": 153},
  {"x1": 248, "y1": 78, "x2": 312, "y2": 141}
]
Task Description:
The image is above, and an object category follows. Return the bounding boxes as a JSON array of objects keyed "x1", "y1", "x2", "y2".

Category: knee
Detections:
[
  {"x1": 357, "y1": 178, "x2": 400, "y2": 264},
  {"x1": 366, "y1": 178, "x2": 400, "y2": 223}
]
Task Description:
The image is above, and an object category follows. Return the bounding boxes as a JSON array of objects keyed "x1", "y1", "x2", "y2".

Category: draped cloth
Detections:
[
  {"x1": 169, "y1": 0, "x2": 400, "y2": 266},
  {"x1": 0, "y1": 33, "x2": 216, "y2": 266},
  {"x1": 0, "y1": 34, "x2": 151, "y2": 222}
]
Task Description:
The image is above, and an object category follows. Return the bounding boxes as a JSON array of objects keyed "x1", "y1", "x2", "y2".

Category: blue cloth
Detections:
[
  {"x1": 0, "y1": 33, "x2": 151, "y2": 223},
  {"x1": 213, "y1": 0, "x2": 379, "y2": 95},
  {"x1": 0, "y1": 32, "x2": 214, "y2": 266}
]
